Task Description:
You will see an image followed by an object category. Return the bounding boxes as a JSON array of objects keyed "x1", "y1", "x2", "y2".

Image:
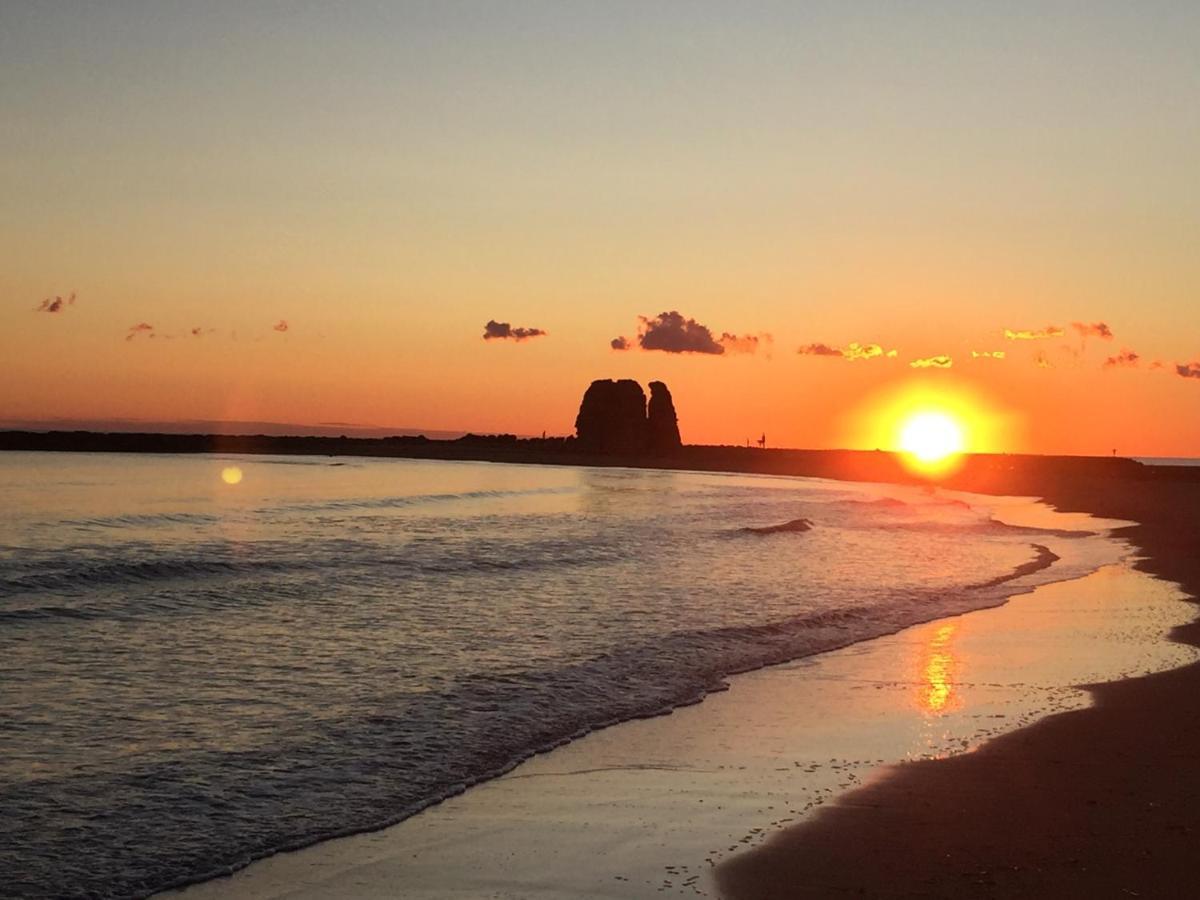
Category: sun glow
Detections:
[
  {"x1": 220, "y1": 466, "x2": 243, "y2": 485},
  {"x1": 841, "y1": 378, "x2": 1022, "y2": 479},
  {"x1": 899, "y1": 412, "x2": 965, "y2": 464},
  {"x1": 896, "y1": 407, "x2": 968, "y2": 476}
]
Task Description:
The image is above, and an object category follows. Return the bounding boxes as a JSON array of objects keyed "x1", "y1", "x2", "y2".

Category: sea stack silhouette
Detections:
[
  {"x1": 574, "y1": 379, "x2": 682, "y2": 454},
  {"x1": 646, "y1": 381, "x2": 681, "y2": 451}
]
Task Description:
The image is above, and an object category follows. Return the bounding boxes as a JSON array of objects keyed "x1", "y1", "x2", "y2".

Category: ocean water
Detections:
[
  {"x1": 0, "y1": 452, "x2": 1120, "y2": 899},
  {"x1": 1135, "y1": 456, "x2": 1200, "y2": 466}
]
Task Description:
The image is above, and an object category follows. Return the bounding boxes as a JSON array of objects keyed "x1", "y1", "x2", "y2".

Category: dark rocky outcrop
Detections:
[
  {"x1": 573, "y1": 379, "x2": 683, "y2": 455},
  {"x1": 574, "y1": 379, "x2": 649, "y2": 454},
  {"x1": 647, "y1": 381, "x2": 682, "y2": 453}
]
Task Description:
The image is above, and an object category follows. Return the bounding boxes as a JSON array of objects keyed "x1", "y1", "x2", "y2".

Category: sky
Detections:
[{"x1": 3, "y1": 1, "x2": 1199, "y2": 455}]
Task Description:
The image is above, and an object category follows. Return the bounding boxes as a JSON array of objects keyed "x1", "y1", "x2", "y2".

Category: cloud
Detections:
[
  {"x1": 610, "y1": 336, "x2": 630, "y2": 351},
  {"x1": 1177, "y1": 362, "x2": 1200, "y2": 379},
  {"x1": 273, "y1": 319, "x2": 289, "y2": 333},
  {"x1": 910, "y1": 355, "x2": 953, "y2": 369},
  {"x1": 125, "y1": 323, "x2": 154, "y2": 341},
  {"x1": 1149, "y1": 360, "x2": 1166, "y2": 371},
  {"x1": 844, "y1": 342, "x2": 886, "y2": 361},
  {"x1": 35, "y1": 292, "x2": 76, "y2": 313},
  {"x1": 797, "y1": 341, "x2": 897, "y2": 360},
  {"x1": 1103, "y1": 348, "x2": 1139, "y2": 369},
  {"x1": 638, "y1": 310, "x2": 723, "y2": 354},
  {"x1": 1005, "y1": 326, "x2": 1064, "y2": 340},
  {"x1": 1035, "y1": 351, "x2": 1053, "y2": 369},
  {"x1": 483, "y1": 319, "x2": 547, "y2": 342},
  {"x1": 1072, "y1": 321, "x2": 1114, "y2": 340},
  {"x1": 797, "y1": 342, "x2": 843, "y2": 357},
  {"x1": 720, "y1": 333, "x2": 755, "y2": 354},
  {"x1": 719, "y1": 332, "x2": 770, "y2": 355},
  {"x1": 971, "y1": 350, "x2": 1007, "y2": 359}
]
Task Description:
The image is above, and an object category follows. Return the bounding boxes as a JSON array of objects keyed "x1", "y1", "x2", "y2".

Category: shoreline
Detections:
[
  {"x1": 718, "y1": 475, "x2": 1200, "y2": 898},
  {"x1": 155, "y1": 488, "x2": 1193, "y2": 899}
]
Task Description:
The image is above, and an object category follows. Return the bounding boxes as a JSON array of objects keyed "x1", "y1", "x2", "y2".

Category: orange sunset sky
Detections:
[{"x1": 3, "y1": 3, "x2": 1199, "y2": 456}]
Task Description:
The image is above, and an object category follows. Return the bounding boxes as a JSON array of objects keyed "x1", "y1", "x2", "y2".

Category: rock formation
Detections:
[
  {"x1": 646, "y1": 381, "x2": 682, "y2": 453},
  {"x1": 574, "y1": 379, "x2": 649, "y2": 454},
  {"x1": 573, "y1": 379, "x2": 682, "y2": 454}
]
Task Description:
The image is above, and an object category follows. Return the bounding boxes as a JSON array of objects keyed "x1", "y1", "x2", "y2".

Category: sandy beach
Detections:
[{"x1": 160, "y1": 480, "x2": 1200, "y2": 899}]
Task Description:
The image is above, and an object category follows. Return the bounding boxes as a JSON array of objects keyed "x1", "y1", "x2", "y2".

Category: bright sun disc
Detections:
[
  {"x1": 221, "y1": 466, "x2": 243, "y2": 485},
  {"x1": 898, "y1": 412, "x2": 965, "y2": 463}
]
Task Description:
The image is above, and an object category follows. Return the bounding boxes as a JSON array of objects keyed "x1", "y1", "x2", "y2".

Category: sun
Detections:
[
  {"x1": 840, "y1": 378, "x2": 1020, "y2": 479},
  {"x1": 898, "y1": 412, "x2": 965, "y2": 464}
]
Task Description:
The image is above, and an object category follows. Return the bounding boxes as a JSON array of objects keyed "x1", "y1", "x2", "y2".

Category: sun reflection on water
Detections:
[{"x1": 921, "y1": 624, "x2": 958, "y2": 713}]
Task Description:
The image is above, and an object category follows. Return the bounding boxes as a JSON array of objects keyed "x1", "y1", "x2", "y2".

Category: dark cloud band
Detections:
[{"x1": 483, "y1": 320, "x2": 547, "y2": 341}]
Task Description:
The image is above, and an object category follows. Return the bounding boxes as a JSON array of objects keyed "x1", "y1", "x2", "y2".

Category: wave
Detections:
[
  {"x1": 215, "y1": 457, "x2": 353, "y2": 467},
  {"x1": 0, "y1": 537, "x2": 630, "y2": 620},
  {"x1": 818, "y1": 495, "x2": 1095, "y2": 540},
  {"x1": 732, "y1": 512, "x2": 1091, "y2": 542},
  {"x1": 835, "y1": 495, "x2": 974, "y2": 512},
  {"x1": 56, "y1": 511, "x2": 222, "y2": 530},
  {"x1": 968, "y1": 543, "x2": 1060, "y2": 589},
  {"x1": 0, "y1": 554, "x2": 297, "y2": 615},
  {"x1": 875, "y1": 517, "x2": 1095, "y2": 539},
  {"x1": 260, "y1": 485, "x2": 578, "y2": 515},
  {"x1": 3, "y1": 554, "x2": 292, "y2": 593},
  {"x1": 740, "y1": 518, "x2": 814, "y2": 536},
  {"x1": 37, "y1": 487, "x2": 577, "y2": 533}
]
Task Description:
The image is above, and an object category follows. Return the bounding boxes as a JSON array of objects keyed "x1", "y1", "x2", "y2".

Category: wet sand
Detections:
[
  {"x1": 718, "y1": 477, "x2": 1200, "y2": 899},
  {"x1": 163, "y1": 491, "x2": 1197, "y2": 899}
]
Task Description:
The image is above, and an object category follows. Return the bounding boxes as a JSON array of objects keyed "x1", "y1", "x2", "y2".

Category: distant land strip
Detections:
[{"x1": 3, "y1": 429, "x2": 1198, "y2": 493}]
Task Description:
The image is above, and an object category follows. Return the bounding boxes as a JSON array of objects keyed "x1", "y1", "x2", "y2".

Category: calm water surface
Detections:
[{"x1": 0, "y1": 452, "x2": 1117, "y2": 898}]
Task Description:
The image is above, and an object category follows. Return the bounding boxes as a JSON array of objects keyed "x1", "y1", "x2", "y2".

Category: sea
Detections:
[
  {"x1": 1135, "y1": 457, "x2": 1200, "y2": 466},
  {"x1": 0, "y1": 452, "x2": 1123, "y2": 899}
]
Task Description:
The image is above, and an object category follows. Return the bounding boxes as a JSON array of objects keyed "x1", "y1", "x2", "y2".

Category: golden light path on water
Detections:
[{"x1": 922, "y1": 623, "x2": 958, "y2": 713}]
